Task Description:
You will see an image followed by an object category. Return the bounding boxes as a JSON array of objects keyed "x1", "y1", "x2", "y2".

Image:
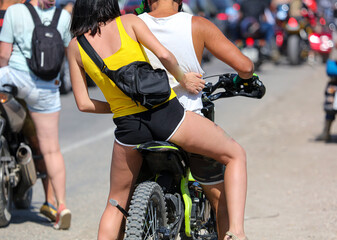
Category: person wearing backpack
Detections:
[
  {"x1": 0, "y1": 0, "x2": 59, "y2": 224},
  {"x1": 0, "y1": 0, "x2": 72, "y2": 230}
]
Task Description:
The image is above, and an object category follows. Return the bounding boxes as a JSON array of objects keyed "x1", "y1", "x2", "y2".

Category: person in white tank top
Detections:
[
  {"x1": 139, "y1": 11, "x2": 205, "y2": 114},
  {"x1": 138, "y1": 1, "x2": 255, "y2": 240}
]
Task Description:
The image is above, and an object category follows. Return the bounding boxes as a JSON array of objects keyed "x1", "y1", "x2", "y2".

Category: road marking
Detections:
[{"x1": 61, "y1": 128, "x2": 115, "y2": 154}]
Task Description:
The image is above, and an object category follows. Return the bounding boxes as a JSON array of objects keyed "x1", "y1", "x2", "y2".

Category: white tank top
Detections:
[{"x1": 138, "y1": 12, "x2": 205, "y2": 114}]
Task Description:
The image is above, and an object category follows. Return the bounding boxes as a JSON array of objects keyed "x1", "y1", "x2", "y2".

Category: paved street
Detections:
[{"x1": 1, "y1": 58, "x2": 336, "y2": 240}]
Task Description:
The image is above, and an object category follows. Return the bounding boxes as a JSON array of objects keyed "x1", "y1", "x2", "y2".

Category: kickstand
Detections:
[{"x1": 109, "y1": 199, "x2": 129, "y2": 218}]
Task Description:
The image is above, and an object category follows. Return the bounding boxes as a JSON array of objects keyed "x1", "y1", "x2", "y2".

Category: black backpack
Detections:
[{"x1": 24, "y1": 3, "x2": 64, "y2": 81}]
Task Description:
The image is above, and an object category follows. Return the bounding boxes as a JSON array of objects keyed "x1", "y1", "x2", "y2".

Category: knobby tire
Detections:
[{"x1": 124, "y1": 182, "x2": 167, "y2": 240}]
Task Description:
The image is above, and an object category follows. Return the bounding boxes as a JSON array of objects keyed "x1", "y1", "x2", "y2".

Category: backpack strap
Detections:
[
  {"x1": 24, "y1": 2, "x2": 61, "y2": 28},
  {"x1": 77, "y1": 35, "x2": 111, "y2": 76},
  {"x1": 50, "y1": 8, "x2": 62, "y2": 28},
  {"x1": 24, "y1": 2, "x2": 42, "y2": 26}
]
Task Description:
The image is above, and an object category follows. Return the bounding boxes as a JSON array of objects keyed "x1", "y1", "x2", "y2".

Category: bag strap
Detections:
[
  {"x1": 77, "y1": 35, "x2": 112, "y2": 76},
  {"x1": 24, "y1": 2, "x2": 43, "y2": 26},
  {"x1": 77, "y1": 35, "x2": 137, "y2": 104},
  {"x1": 50, "y1": 8, "x2": 62, "y2": 28}
]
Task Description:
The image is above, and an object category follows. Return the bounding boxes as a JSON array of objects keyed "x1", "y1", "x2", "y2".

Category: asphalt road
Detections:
[{"x1": 1, "y1": 58, "x2": 337, "y2": 240}]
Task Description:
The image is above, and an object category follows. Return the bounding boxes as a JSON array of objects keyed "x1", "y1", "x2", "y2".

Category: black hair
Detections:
[{"x1": 70, "y1": 0, "x2": 121, "y2": 37}]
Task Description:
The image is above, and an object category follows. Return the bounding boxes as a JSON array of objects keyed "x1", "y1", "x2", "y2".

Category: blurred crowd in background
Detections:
[
  {"x1": 118, "y1": 0, "x2": 337, "y2": 142},
  {"x1": 120, "y1": 0, "x2": 337, "y2": 67}
]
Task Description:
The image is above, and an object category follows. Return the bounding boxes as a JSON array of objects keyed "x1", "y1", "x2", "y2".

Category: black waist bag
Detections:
[{"x1": 77, "y1": 35, "x2": 171, "y2": 109}]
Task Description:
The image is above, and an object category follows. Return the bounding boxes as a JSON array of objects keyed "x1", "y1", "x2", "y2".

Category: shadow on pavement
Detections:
[{"x1": 8, "y1": 206, "x2": 53, "y2": 227}]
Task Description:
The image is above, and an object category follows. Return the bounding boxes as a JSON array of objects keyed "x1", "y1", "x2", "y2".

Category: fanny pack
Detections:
[{"x1": 77, "y1": 35, "x2": 171, "y2": 109}]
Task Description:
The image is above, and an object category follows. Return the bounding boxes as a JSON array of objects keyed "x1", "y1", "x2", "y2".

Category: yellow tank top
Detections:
[{"x1": 78, "y1": 16, "x2": 176, "y2": 118}]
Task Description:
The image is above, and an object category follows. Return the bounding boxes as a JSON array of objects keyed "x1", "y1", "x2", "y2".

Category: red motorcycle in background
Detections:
[
  {"x1": 274, "y1": 0, "x2": 332, "y2": 65},
  {"x1": 274, "y1": 3, "x2": 310, "y2": 65},
  {"x1": 308, "y1": 17, "x2": 333, "y2": 63}
]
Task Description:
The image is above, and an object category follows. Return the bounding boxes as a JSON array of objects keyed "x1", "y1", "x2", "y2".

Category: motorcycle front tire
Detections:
[{"x1": 124, "y1": 182, "x2": 167, "y2": 240}]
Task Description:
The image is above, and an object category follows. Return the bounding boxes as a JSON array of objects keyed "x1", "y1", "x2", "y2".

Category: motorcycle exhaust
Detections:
[{"x1": 14, "y1": 143, "x2": 37, "y2": 198}]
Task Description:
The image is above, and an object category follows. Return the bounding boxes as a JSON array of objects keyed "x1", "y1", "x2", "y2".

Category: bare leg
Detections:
[
  {"x1": 98, "y1": 141, "x2": 143, "y2": 240},
  {"x1": 202, "y1": 183, "x2": 229, "y2": 239},
  {"x1": 170, "y1": 111, "x2": 247, "y2": 239},
  {"x1": 21, "y1": 102, "x2": 56, "y2": 206},
  {"x1": 30, "y1": 111, "x2": 66, "y2": 207},
  {"x1": 34, "y1": 155, "x2": 56, "y2": 205}
]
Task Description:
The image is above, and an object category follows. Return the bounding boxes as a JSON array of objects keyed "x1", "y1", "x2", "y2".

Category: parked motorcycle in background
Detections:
[
  {"x1": 308, "y1": 17, "x2": 333, "y2": 63},
  {"x1": 275, "y1": 3, "x2": 309, "y2": 65},
  {"x1": 0, "y1": 85, "x2": 37, "y2": 227}
]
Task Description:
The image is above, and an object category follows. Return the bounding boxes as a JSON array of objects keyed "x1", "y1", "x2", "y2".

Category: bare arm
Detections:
[
  {"x1": 67, "y1": 39, "x2": 111, "y2": 114},
  {"x1": 0, "y1": 42, "x2": 12, "y2": 67},
  {"x1": 192, "y1": 16, "x2": 254, "y2": 79},
  {"x1": 130, "y1": 15, "x2": 205, "y2": 93}
]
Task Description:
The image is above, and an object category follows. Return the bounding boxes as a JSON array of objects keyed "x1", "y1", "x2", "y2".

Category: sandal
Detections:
[{"x1": 226, "y1": 231, "x2": 248, "y2": 240}]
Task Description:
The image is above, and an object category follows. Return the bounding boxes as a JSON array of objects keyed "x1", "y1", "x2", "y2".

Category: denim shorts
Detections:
[{"x1": 0, "y1": 66, "x2": 61, "y2": 113}]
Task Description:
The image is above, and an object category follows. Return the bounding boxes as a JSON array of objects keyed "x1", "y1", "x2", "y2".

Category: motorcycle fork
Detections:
[{"x1": 180, "y1": 169, "x2": 193, "y2": 237}]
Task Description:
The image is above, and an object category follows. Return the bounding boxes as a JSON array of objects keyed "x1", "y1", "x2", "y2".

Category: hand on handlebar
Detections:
[
  {"x1": 180, "y1": 72, "x2": 206, "y2": 94},
  {"x1": 233, "y1": 73, "x2": 266, "y2": 99}
]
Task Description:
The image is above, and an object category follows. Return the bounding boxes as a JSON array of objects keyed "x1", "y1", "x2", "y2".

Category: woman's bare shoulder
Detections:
[
  {"x1": 67, "y1": 37, "x2": 82, "y2": 64},
  {"x1": 68, "y1": 37, "x2": 78, "y2": 51}
]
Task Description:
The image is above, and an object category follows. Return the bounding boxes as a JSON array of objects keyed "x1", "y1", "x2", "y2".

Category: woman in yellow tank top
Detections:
[{"x1": 68, "y1": 0, "x2": 249, "y2": 239}]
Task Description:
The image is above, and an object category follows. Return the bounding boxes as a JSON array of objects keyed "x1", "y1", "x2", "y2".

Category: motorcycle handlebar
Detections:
[
  {"x1": 202, "y1": 73, "x2": 266, "y2": 101},
  {"x1": 1, "y1": 84, "x2": 18, "y2": 97}
]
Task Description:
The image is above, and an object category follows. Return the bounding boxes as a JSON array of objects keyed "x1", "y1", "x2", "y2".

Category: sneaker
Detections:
[
  {"x1": 40, "y1": 202, "x2": 57, "y2": 222},
  {"x1": 53, "y1": 204, "x2": 71, "y2": 230}
]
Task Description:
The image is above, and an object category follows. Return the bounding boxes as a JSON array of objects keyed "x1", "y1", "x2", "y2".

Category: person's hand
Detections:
[
  {"x1": 233, "y1": 73, "x2": 266, "y2": 99},
  {"x1": 233, "y1": 73, "x2": 259, "y2": 91},
  {"x1": 180, "y1": 72, "x2": 205, "y2": 94}
]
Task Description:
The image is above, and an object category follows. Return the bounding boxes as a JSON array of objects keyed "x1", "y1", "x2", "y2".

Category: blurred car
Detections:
[
  {"x1": 121, "y1": 0, "x2": 142, "y2": 14},
  {"x1": 59, "y1": 59, "x2": 72, "y2": 95}
]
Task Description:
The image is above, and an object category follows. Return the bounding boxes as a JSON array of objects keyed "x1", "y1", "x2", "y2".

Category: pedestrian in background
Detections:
[
  {"x1": 0, "y1": 0, "x2": 59, "y2": 223},
  {"x1": 0, "y1": 0, "x2": 72, "y2": 230},
  {"x1": 316, "y1": 3, "x2": 337, "y2": 142}
]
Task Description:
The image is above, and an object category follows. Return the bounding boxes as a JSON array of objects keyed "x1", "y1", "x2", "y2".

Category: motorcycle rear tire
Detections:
[
  {"x1": 287, "y1": 35, "x2": 301, "y2": 65},
  {"x1": 0, "y1": 146, "x2": 13, "y2": 227},
  {"x1": 14, "y1": 187, "x2": 33, "y2": 209},
  {"x1": 124, "y1": 182, "x2": 167, "y2": 240}
]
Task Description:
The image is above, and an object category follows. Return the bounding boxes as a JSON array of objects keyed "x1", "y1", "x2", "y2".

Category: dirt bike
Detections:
[
  {"x1": 0, "y1": 85, "x2": 38, "y2": 227},
  {"x1": 119, "y1": 73, "x2": 266, "y2": 239}
]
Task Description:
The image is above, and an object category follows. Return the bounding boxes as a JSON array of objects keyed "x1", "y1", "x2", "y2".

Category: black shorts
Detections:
[{"x1": 113, "y1": 98, "x2": 185, "y2": 146}]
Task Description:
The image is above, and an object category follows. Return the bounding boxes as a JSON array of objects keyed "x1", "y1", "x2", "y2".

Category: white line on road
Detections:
[{"x1": 61, "y1": 128, "x2": 115, "y2": 154}]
